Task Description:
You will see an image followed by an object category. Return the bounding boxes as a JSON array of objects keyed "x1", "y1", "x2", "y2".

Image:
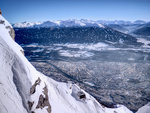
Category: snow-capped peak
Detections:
[
  {"x1": 12, "y1": 19, "x2": 149, "y2": 28},
  {"x1": 12, "y1": 19, "x2": 106, "y2": 28},
  {"x1": 13, "y1": 21, "x2": 42, "y2": 28}
]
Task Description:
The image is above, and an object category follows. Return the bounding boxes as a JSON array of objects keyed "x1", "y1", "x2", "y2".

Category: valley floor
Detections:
[{"x1": 31, "y1": 60, "x2": 150, "y2": 112}]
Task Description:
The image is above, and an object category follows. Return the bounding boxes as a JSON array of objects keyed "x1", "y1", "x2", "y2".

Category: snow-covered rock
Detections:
[{"x1": 0, "y1": 15, "x2": 149, "y2": 113}]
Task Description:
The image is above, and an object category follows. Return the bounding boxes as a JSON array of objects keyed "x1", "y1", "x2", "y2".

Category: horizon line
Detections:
[{"x1": 11, "y1": 19, "x2": 150, "y2": 24}]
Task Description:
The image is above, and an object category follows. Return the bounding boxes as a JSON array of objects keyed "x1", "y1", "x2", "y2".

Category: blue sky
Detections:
[{"x1": 0, "y1": 0, "x2": 150, "y2": 23}]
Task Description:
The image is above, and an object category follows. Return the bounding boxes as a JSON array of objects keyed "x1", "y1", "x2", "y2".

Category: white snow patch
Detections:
[
  {"x1": 98, "y1": 24, "x2": 105, "y2": 28},
  {"x1": 84, "y1": 82, "x2": 95, "y2": 86},
  {"x1": 128, "y1": 58, "x2": 135, "y2": 61},
  {"x1": 55, "y1": 42, "x2": 109, "y2": 51},
  {"x1": 54, "y1": 42, "x2": 150, "y2": 53},
  {"x1": 59, "y1": 50, "x2": 94, "y2": 58},
  {"x1": 137, "y1": 38, "x2": 150, "y2": 48},
  {"x1": 25, "y1": 43, "x2": 39, "y2": 47},
  {"x1": 32, "y1": 48, "x2": 44, "y2": 52}
]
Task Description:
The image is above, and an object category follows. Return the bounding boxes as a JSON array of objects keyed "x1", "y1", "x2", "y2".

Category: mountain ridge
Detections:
[{"x1": 12, "y1": 19, "x2": 150, "y2": 28}]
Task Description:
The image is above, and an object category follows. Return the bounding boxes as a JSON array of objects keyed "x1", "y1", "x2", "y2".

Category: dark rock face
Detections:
[
  {"x1": 78, "y1": 91, "x2": 86, "y2": 99},
  {"x1": 5, "y1": 26, "x2": 25, "y2": 55},
  {"x1": 30, "y1": 77, "x2": 41, "y2": 94},
  {"x1": 36, "y1": 84, "x2": 51, "y2": 113},
  {"x1": 36, "y1": 94, "x2": 45, "y2": 108},
  {"x1": 28, "y1": 101, "x2": 34, "y2": 110},
  {"x1": 0, "y1": 20, "x2": 5, "y2": 24},
  {"x1": 0, "y1": 14, "x2": 15, "y2": 40},
  {"x1": 6, "y1": 26, "x2": 15, "y2": 40},
  {"x1": 79, "y1": 94, "x2": 86, "y2": 99}
]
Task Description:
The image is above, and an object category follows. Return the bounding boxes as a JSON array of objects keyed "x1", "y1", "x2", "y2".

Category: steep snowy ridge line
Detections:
[
  {"x1": 0, "y1": 35, "x2": 28, "y2": 113},
  {"x1": 0, "y1": 15, "x2": 150, "y2": 113}
]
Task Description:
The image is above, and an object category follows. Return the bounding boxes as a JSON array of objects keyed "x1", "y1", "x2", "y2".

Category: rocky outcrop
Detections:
[
  {"x1": 29, "y1": 78, "x2": 51, "y2": 113},
  {"x1": 78, "y1": 91, "x2": 86, "y2": 100},
  {"x1": 0, "y1": 9, "x2": 15, "y2": 40},
  {"x1": 6, "y1": 26, "x2": 15, "y2": 40},
  {"x1": 30, "y1": 77, "x2": 41, "y2": 94},
  {"x1": 0, "y1": 20, "x2": 4, "y2": 24},
  {"x1": 28, "y1": 101, "x2": 34, "y2": 110},
  {"x1": 36, "y1": 84, "x2": 51, "y2": 113}
]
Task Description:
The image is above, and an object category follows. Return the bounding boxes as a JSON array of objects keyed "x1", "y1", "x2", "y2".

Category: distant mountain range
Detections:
[{"x1": 12, "y1": 19, "x2": 150, "y2": 28}]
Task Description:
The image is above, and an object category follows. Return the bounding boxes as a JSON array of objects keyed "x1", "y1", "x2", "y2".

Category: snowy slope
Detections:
[{"x1": 0, "y1": 15, "x2": 149, "y2": 113}]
